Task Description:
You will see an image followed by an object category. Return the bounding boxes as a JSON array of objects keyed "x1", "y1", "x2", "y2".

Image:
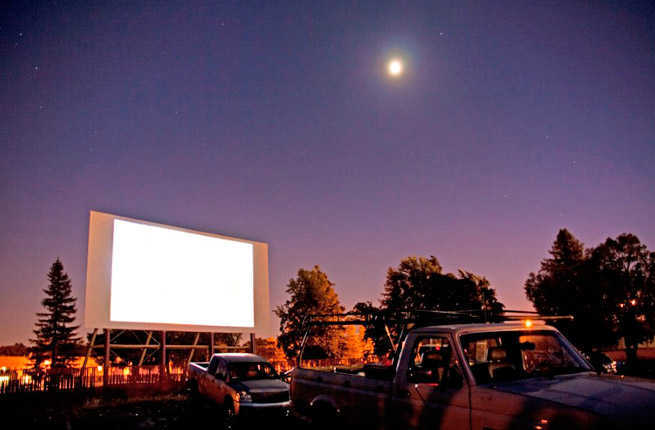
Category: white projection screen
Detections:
[{"x1": 85, "y1": 211, "x2": 270, "y2": 334}]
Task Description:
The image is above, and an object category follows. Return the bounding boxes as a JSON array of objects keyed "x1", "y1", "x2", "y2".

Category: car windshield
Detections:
[
  {"x1": 460, "y1": 330, "x2": 591, "y2": 384},
  {"x1": 228, "y1": 362, "x2": 278, "y2": 381}
]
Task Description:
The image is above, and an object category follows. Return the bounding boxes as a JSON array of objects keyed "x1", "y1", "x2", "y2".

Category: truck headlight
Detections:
[{"x1": 239, "y1": 391, "x2": 253, "y2": 403}]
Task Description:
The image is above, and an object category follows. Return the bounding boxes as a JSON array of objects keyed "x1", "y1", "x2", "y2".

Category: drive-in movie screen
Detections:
[{"x1": 84, "y1": 212, "x2": 268, "y2": 332}]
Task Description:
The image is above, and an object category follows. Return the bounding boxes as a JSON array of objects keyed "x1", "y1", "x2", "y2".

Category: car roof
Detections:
[
  {"x1": 211, "y1": 353, "x2": 267, "y2": 363},
  {"x1": 411, "y1": 321, "x2": 559, "y2": 336}
]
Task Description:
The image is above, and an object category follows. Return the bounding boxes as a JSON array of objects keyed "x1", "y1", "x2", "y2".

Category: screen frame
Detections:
[{"x1": 84, "y1": 211, "x2": 270, "y2": 335}]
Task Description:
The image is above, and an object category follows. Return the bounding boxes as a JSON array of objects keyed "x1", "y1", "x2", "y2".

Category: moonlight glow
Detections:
[{"x1": 388, "y1": 59, "x2": 403, "y2": 77}]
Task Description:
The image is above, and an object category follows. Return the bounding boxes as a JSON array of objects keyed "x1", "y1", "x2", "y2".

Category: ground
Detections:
[{"x1": 1, "y1": 389, "x2": 305, "y2": 430}]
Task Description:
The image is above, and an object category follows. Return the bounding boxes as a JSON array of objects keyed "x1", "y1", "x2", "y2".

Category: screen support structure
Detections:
[{"x1": 84, "y1": 329, "x2": 257, "y2": 385}]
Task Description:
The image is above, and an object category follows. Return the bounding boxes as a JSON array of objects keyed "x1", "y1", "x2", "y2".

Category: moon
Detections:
[{"x1": 388, "y1": 59, "x2": 404, "y2": 77}]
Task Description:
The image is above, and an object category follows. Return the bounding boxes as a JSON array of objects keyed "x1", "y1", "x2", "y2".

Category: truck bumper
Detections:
[{"x1": 238, "y1": 401, "x2": 292, "y2": 419}]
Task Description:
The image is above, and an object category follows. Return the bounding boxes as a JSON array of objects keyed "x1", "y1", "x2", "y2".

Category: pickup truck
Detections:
[
  {"x1": 291, "y1": 320, "x2": 655, "y2": 429},
  {"x1": 188, "y1": 353, "x2": 290, "y2": 426}
]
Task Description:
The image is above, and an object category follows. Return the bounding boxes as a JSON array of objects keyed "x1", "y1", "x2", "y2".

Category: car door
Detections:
[{"x1": 393, "y1": 333, "x2": 470, "y2": 430}]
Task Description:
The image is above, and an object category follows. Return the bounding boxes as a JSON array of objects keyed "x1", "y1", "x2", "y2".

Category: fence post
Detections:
[
  {"x1": 160, "y1": 330, "x2": 167, "y2": 382},
  {"x1": 103, "y1": 328, "x2": 110, "y2": 387}
]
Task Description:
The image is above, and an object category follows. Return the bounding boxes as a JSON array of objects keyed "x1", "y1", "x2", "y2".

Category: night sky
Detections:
[{"x1": 2, "y1": 1, "x2": 654, "y2": 344}]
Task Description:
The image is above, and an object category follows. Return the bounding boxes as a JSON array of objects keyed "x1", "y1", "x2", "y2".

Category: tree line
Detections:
[
  {"x1": 275, "y1": 258, "x2": 505, "y2": 361},
  {"x1": 276, "y1": 230, "x2": 655, "y2": 371},
  {"x1": 526, "y1": 229, "x2": 655, "y2": 369}
]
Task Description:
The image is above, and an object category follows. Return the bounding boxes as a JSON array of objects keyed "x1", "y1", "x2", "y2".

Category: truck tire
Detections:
[
  {"x1": 221, "y1": 398, "x2": 237, "y2": 430},
  {"x1": 187, "y1": 379, "x2": 200, "y2": 402},
  {"x1": 310, "y1": 402, "x2": 339, "y2": 430}
]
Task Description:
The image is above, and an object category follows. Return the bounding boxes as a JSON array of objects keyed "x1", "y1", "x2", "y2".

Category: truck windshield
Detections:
[
  {"x1": 228, "y1": 362, "x2": 278, "y2": 381},
  {"x1": 460, "y1": 330, "x2": 591, "y2": 384}
]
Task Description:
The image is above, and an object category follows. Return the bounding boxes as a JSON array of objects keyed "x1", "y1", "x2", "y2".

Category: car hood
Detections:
[
  {"x1": 493, "y1": 373, "x2": 655, "y2": 423},
  {"x1": 230, "y1": 378, "x2": 289, "y2": 392}
]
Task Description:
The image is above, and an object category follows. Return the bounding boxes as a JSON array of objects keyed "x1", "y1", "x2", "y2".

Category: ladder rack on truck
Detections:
[{"x1": 298, "y1": 309, "x2": 573, "y2": 366}]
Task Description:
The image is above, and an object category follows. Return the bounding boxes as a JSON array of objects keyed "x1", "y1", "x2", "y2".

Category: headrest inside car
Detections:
[
  {"x1": 488, "y1": 347, "x2": 507, "y2": 362},
  {"x1": 422, "y1": 351, "x2": 444, "y2": 366}
]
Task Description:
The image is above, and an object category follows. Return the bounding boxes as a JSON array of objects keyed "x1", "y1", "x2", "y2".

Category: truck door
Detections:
[
  {"x1": 393, "y1": 334, "x2": 470, "y2": 430},
  {"x1": 202, "y1": 356, "x2": 220, "y2": 395},
  {"x1": 207, "y1": 358, "x2": 229, "y2": 404}
]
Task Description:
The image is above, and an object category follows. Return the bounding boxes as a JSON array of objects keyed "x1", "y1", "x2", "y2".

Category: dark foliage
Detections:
[
  {"x1": 30, "y1": 258, "x2": 80, "y2": 367},
  {"x1": 358, "y1": 256, "x2": 505, "y2": 355},
  {"x1": 275, "y1": 266, "x2": 344, "y2": 360},
  {"x1": 0, "y1": 342, "x2": 29, "y2": 356},
  {"x1": 525, "y1": 229, "x2": 655, "y2": 368}
]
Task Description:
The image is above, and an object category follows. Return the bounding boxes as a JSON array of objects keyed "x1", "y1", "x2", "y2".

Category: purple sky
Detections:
[{"x1": 1, "y1": 1, "x2": 654, "y2": 344}]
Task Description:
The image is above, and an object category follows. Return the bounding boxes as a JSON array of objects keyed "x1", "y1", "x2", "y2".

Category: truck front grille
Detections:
[{"x1": 251, "y1": 391, "x2": 289, "y2": 404}]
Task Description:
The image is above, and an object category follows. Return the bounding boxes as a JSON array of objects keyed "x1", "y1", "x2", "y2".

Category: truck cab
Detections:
[
  {"x1": 291, "y1": 319, "x2": 655, "y2": 429},
  {"x1": 188, "y1": 353, "x2": 290, "y2": 426}
]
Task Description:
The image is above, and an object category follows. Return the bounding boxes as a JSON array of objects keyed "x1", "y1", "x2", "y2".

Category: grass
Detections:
[{"x1": 1, "y1": 387, "x2": 300, "y2": 429}]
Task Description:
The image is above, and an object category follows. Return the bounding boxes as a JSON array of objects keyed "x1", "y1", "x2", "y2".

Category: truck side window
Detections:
[
  {"x1": 208, "y1": 356, "x2": 219, "y2": 375},
  {"x1": 408, "y1": 336, "x2": 452, "y2": 384},
  {"x1": 215, "y1": 360, "x2": 227, "y2": 380}
]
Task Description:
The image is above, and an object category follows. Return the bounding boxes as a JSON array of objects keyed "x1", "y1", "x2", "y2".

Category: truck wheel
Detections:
[
  {"x1": 221, "y1": 400, "x2": 236, "y2": 430},
  {"x1": 187, "y1": 380, "x2": 200, "y2": 402},
  {"x1": 311, "y1": 403, "x2": 338, "y2": 430}
]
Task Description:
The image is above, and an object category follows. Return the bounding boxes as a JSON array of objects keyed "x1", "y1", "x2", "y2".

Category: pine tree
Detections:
[{"x1": 31, "y1": 258, "x2": 80, "y2": 368}]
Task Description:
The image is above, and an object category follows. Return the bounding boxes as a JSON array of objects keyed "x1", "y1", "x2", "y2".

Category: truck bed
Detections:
[
  {"x1": 188, "y1": 362, "x2": 209, "y2": 378},
  {"x1": 292, "y1": 366, "x2": 393, "y2": 428},
  {"x1": 190, "y1": 362, "x2": 209, "y2": 369}
]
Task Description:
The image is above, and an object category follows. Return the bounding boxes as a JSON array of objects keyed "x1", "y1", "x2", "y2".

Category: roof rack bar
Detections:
[
  {"x1": 503, "y1": 315, "x2": 574, "y2": 321},
  {"x1": 501, "y1": 310, "x2": 541, "y2": 314}
]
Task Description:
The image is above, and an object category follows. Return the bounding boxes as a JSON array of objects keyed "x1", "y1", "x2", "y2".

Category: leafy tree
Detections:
[
  {"x1": 31, "y1": 259, "x2": 80, "y2": 368},
  {"x1": 247, "y1": 337, "x2": 288, "y2": 365},
  {"x1": 275, "y1": 266, "x2": 344, "y2": 360},
  {"x1": 525, "y1": 229, "x2": 585, "y2": 316},
  {"x1": 588, "y1": 234, "x2": 655, "y2": 367},
  {"x1": 524, "y1": 229, "x2": 615, "y2": 350},
  {"x1": 525, "y1": 230, "x2": 655, "y2": 368},
  {"x1": 358, "y1": 256, "x2": 505, "y2": 355},
  {"x1": 353, "y1": 301, "x2": 393, "y2": 356},
  {"x1": 381, "y1": 256, "x2": 504, "y2": 337},
  {"x1": 335, "y1": 325, "x2": 374, "y2": 362}
]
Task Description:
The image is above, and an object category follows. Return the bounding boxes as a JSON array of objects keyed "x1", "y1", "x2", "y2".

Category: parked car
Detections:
[
  {"x1": 291, "y1": 318, "x2": 655, "y2": 429},
  {"x1": 188, "y1": 353, "x2": 290, "y2": 427},
  {"x1": 586, "y1": 351, "x2": 618, "y2": 374}
]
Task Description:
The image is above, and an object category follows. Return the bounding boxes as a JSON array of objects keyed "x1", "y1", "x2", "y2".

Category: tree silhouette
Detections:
[
  {"x1": 589, "y1": 234, "x2": 655, "y2": 367},
  {"x1": 524, "y1": 229, "x2": 613, "y2": 351},
  {"x1": 382, "y1": 256, "x2": 504, "y2": 335},
  {"x1": 359, "y1": 256, "x2": 505, "y2": 355},
  {"x1": 31, "y1": 258, "x2": 80, "y2": 368},
  {"x1": 525, "y1": 229, "x2": 655, "y2": 369},
  {"x1": 275, "y1": 266, "x2": 344, "y2": 360}
]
